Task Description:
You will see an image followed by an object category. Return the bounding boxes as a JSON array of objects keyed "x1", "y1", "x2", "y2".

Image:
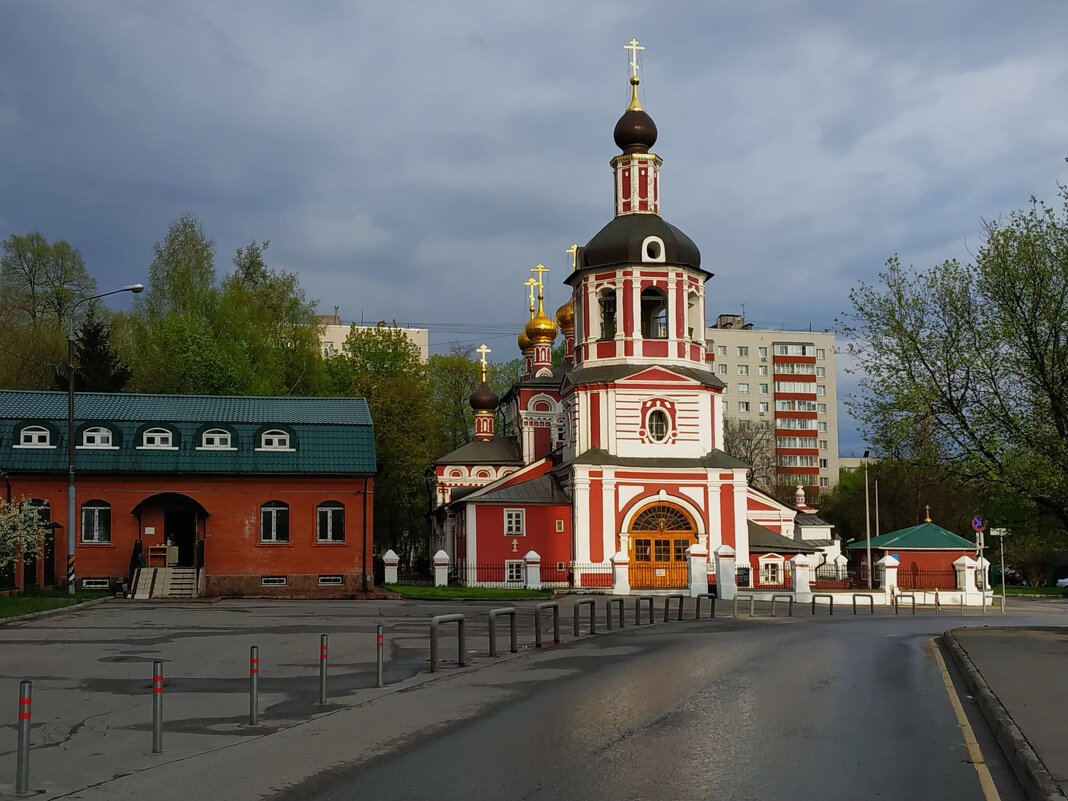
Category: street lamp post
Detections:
[
  {"x1": 990, "y1": 527, "x2": 1009, "y2": 614},
  {"x1": 863, "y1": 449, "x2": 872, "y2": 589},
  {"x1": 67, "y1": 284, "x2": 144, "y2": 594}
]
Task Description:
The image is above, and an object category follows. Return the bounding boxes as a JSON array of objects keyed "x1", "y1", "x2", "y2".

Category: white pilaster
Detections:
[
  {"x1": 382, "y1": 549, "x2": 399, "y2": 585},
  {"x1": 524, "y1": 550, "x2": 542, "y2": 590},
  {"x1": 611, "y1": 551, "x2": 631, "y2": 596},
  {"x1": 714, "y1": 544, "x2": 737, "y2": 601},
  {"x1": 433, "y1": 550, "x2": 450, "y2": 587},
  {"x1": 686, "y1": 543, "x2": 709, "y2": 598}
]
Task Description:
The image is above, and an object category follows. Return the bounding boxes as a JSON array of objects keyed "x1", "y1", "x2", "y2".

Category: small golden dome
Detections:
[
  {"x1": 524, "y1": 300, "x2": 558, "y2": 344},
  {"x1": 518, "y1": 329, "x2": 533, "y2": 353},
  {"x1": 555, "y1": 297, "x2": 574, "y2": 333}
]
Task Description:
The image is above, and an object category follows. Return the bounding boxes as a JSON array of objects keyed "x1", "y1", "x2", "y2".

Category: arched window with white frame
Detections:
[
  {"x1": 80, "y1": 426, "x2": 114, "y2": 448},
  {"x1": 316, "y1": 502, "x2": 345, "y2": 542},
  {"x1": 141, "y1": 427, "x2": 173, "y2": 448},
  {"x1": 640, "y1": 287, "x2": 668, "y2": 339},
  {"x1": 18, "y1": 426, "x2": 51, "y2": 447},
  {"x1": 259, "y1": 429, "x2": 292, "y2": 450},
  {"x1": 201, "y1": 428, "x2": 233, "y2": 449}
]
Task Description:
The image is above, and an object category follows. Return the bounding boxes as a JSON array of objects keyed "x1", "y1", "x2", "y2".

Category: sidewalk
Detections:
[{"x1": 944, "y1": 627, "x2": 1068, "y2": 801}]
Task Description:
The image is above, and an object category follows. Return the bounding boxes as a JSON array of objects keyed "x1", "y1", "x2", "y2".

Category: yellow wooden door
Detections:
[{"x1": 628, "y1": 503, "x2": 696, "y2": 589}]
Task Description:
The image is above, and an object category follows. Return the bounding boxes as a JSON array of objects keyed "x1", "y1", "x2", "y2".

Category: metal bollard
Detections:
[
  {"x1": 429, "y1": 614, "x2": 467, "y2": 672},
  {"x1": 319, "y1": 634, "x2": 328, "y2": 705},
  {"x1": 152, "y1": 661, "x2": 163, "y2": 753},
  {"x1": 695, "y1": 593, "x2": 716, "y2": 619},
  {"x1": 663, "y1": 594, "x2": 685, "y2": 622},
  {"x1": 634, "y1": 595, "x2": 654, "y2": 624},
  {"x1": 605, "y1": 597, "x2": 625, "y2": 629},
  {"x1": 573, "y1": 598, "x2": 596, "y2": 636},
  {"x1": 376, "y1": 624, "x2": 384, "y2": 688},
  {"x1": 16, "y1": 680, "x2": 31, "y2": 794},
  {"x1": 249, "y1": 645, "x2": 259, "y2": 725},
  {"x1": 771, "y1": 594, "x2": 794, "y2": 617},
  {"x1": 810, "y1": 594, "x2": 834, "y2": 615},
  {"x1": 488, "y1": 608, "x2": 518, "y2": 657},
  {"x1": 534, "y1": 602, "x2": 560, "y2": 648}
]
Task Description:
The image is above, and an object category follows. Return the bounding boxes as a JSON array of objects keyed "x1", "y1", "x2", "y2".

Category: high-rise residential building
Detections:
[{"x1": 705, "y1": 314, "x2": 839, "y2": 498}]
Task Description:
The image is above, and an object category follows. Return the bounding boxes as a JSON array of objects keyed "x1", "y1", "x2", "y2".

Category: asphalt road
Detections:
[{"x1": 278, "y1": 613, "x2": 1032, "y2": 801}]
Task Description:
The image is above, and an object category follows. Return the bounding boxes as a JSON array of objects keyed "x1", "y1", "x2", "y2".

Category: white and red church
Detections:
[{"x1": 429, "y1": 45, "x2": 835, "y2": 593}]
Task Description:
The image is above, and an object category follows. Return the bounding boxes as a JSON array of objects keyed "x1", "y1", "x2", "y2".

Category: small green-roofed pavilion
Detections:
[{"x1": 847, "y1": 521, "x2": 975, "y2": 551}]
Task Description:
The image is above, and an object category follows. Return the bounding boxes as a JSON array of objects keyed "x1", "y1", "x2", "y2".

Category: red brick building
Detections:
[{"x1": 1, "y1": 391, "x2": 375, "y2": 597}]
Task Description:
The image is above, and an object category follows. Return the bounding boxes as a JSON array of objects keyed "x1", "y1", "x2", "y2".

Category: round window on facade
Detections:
[{"x1": 648, "y1": 409, "x2": 669, "y2": 442}]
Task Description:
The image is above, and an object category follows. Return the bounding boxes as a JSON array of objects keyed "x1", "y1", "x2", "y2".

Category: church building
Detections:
[{"x1": 430, "y1": 41, "x2": 831, "y2": 592}]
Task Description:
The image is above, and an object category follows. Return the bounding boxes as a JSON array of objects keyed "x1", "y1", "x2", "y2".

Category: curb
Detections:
[
  {"x1": 941, "y1": 630, "x2": 1067, "y2": 801},
  {"x1": 0, "y1": 595, "x2": 113, "y2": 627}
]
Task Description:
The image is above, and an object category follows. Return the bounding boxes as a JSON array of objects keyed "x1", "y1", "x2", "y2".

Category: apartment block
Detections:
[
  {"x1": 317, "y1": 309, "x2": 429, "y2": 363},
  {"x1": 706, "y1": 314, "x2": 839, "y2": 497}
]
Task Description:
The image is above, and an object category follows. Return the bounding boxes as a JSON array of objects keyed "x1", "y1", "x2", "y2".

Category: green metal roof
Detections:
[
  {"x1": 0, "y1": 390, "x2": 376, "y2": 475},
  {"x1": 846, "y1": 522, "x2": 975, "y2": 550}
]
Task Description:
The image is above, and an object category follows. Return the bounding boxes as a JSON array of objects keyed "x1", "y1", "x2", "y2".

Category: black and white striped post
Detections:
[
  {"x1": 16, "y1": 680, "x2": 31, "y2": 794},
  {"x1": 249, "y1": 646, "x2": 259, "y2": 725},
  {"x1": 151, "y1": 661, "x2": 163, "y2": 753}
]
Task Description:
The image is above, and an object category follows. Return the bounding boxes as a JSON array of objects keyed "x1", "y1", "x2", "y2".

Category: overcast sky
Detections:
[{"x1": 3, "y1": 1, "x2": 1068, "y2": 456}]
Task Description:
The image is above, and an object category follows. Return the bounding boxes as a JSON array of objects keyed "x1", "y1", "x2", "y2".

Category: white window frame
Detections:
[
  {"x1": 737, "y1": 364, "x2": 749, "y2": 376},
  {"x1": 717, "y1": 345, "x2": 727, "y2": 356},
  {"x1": 139, "y1": 427, "x2": 176, "y2": 450},
  {"x1": 737, "y1": 383, "x2": 749, "y2": 394},
  {"x1": 717, "y1": 363, "x2": 728, "y2": 374},
  {"x1": 647, "y1": 408, "x2": 670, "y2": 442},
  {"x1": 504, "y1": 508, "x2": 525, "y2": 536},
  {"x1": 758, "y1": 347, "x2": 768, "y2": 359},
  {"x1": 316, "y1": 502, "x2": 345, "y2": 543},
  {"x1": 258, "y1": 429, "x2": 294, "y2": 451},
  {"x1": 819, "y1": 477, "x2": 829, "y2": 487},
  {"x1": 816, "y1": 367, "x2": 825, "y2": 377},
  {"x1": 738, "y1": 401, "x2": 750, "y2": 412},
  {"x1": 816, "y1": 348, "x2": 825, "y2": 359},
  {"x1": 819, "y1": 459, "x2": 828, "y2": 469},
  {"x1": 818, "y1": 421, "x2": 828, "y2": 432},
  {"x1": 199, "y1": 428, "x2": 236, "y2": 450},
  {"x1": 758, "y1": 555, "x2": 784, "y2": 586},
  {"x1": 80, "y1": 426, "x2": 117, "y2": 449},
  {"x1": 759, "y1": 402, "x2": 769, "y2": 413},
  {"x1": 758, "y1": 365, "x2": 768, "y2": 376},
  {"x1": 81, "y1": 501, "x2": 111, "y2": 543},
  {"x1": 260, "y1": 501, "x2": 290, "y2": 543},
  {"x1": 737, "y1": 346, "x2": 748, "y2": 357},
  {"x1": 16, "y1": 425, "x2": 54, "y2": 448},
  {"x1": 818, "y1": 403, "x2": 827, "y2": 414},
  {"x1": 505, "y1": 560, "x2": 524, "y2": 584}
]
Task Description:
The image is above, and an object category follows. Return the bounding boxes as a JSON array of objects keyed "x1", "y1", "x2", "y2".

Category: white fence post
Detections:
[
  {"x1": 954, "y1": 554, "x2": 979, "y2": 604},
  {"x1": 686, "y1": 543, "x2": 709, "y2": 598},
  {"x1": 382, "y1": 549, "x2": 399, "y2": 584},
  {"x1": 611, "y1": 551, "x2": 630, "y2": 596},
  {"x1": 524, "y1": 550, "x2": 542, "y2": 590},
  {"x1": 714, "y1": 545, "x2": 737, "y2": 601},
  {"x1": 433, "y1": 550, "x2": 450, "y2": 587},
  {"x1": 791, "y1": 554, "x2": 812, "y2": 604},
  {"x1": 878, "y1": 553, "x2": 899, "y2": 604}
]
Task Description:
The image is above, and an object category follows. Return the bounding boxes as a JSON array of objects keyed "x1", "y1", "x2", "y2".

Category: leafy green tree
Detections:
[
  {"x1": 428, "y1": 346, "x2": 481, "y2": 454},
  {"x1": 841, "y1": 185, "x2": 1068, "y2": 537},
  {"x1": 0, "y1": 497, "x2": 47, "y2": 579},
  {"x1": 219, "y1": 241, "x2": 326, "y2": 395},
  {"x1": 327, "y1": 324, "x2": 436, "y2": 556},
  {"x1": 141, "y1": 214, "x2": 217, "y2": 321},
  {"x1": 1, "y1": 232, "x2": 96, "y2": 326},
  {"x1": 58, "y1": 303, "x2": 132, "y2": 392}
]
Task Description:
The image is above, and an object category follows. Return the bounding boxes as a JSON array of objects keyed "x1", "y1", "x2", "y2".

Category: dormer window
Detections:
[
  {"x1": 18, "y1": 426, "x2": 51, "y2": 447},
  {"x1": 141, "y1": 427, "x2": 173, "y2": 448},
  {"x1": 259, "y1": 429, "x2": 291, "y2": 450},
  {"x1": 201, "y1": 428, "x2": 232, "y2": 449},
  {"x1": 641, "y1": 235, "x2": 666, "y2": 263},
  {"x1": 81, "y1": 426, "x2": 113, "y2": 448}
]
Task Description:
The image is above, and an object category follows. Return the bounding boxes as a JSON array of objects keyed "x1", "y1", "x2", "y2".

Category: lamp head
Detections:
[{"x1": 124, "y1": 283, "x2": 145, "y2": 294}]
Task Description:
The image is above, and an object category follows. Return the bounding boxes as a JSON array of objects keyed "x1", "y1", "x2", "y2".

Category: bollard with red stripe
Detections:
[
  {"x1": 249, "y1": 645, "x2": 259, "y2": 725},
  {"x1": 318, "y1": 634, "x2": 328, "y2": 705},
  {"x1": 152, "y1": 661, "x2": 163, "y2": 753},
  {"x1": 376, "y1": 624, "x2": 384, "y2": 688},
  {"x1": 17, "y1": 680, "x2": 31, "y2": 794}
]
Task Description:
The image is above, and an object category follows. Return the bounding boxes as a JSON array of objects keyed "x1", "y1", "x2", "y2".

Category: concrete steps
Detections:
[{"x1": 131, "y1": 567, "x2": 201, "y2": 599}]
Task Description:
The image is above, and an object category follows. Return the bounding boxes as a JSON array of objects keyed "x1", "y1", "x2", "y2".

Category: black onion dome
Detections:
[
  {"x1": 579, "y1": 214, "x2": 701, "y2": 272},
  {"x1": 469, "y1": 381, "x2": 499, "y2": 412},
  {"x1": 613, "y1": 108, "x2": 658, "y2": 154}
]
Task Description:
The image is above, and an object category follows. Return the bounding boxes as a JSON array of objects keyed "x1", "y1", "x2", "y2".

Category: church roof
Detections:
[
  {"x1": 570, "y1": 214, "x2": 706, "y2": 277},
  {"x1": 434, "y1": 437, "x2": 523, "y2": 466},
  {"x1": 563, "y1": 363, "x2": 725, "y2": 390},
  {"x1": 846, "y1": 522, "x2": 976, "y2": 550},
  {"x1": 469, "y1": 473, "x2": 569, "y2": 505},
  {"x1": 747, "y1": 521, "x2": 818, "y2": 554},
  {"x1": 566, "y1": 448, "x2": 748, "y2": 470}
]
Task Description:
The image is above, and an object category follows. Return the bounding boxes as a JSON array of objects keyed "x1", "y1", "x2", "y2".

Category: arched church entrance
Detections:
[
  {"x1": 131, "y1": 493, "x2": 209, "y2": 569},
  {"x1": 627, "y1": 502, "x2": 697, "y2": 589}
]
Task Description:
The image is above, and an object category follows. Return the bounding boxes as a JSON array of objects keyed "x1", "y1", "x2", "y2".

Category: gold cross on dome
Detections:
[
  {"x1": 531, "y1": 263, "x2": 550, "y2": 293},
  {"x1": 523, "y1": 277, "x2": 538, "y2": 314},
  {"x1": 624, "y1": 38, "x2": 645, "y2": 80},
  {"x1": 476, "y1": 344, "x2": 491, "y2": 381},
  {"x1": 566, "y1": 244, "x2": 578, "y2": 270}
]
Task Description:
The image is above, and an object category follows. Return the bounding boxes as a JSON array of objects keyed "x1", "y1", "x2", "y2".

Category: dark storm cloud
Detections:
[{"x1": 3, "y1": 1, "x2": 1068, "y2": 452}]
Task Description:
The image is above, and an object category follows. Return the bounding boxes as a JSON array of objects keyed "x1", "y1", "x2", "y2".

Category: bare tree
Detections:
[{"x1": 722, "y1": 418, "x2": 776, "y2": 491}]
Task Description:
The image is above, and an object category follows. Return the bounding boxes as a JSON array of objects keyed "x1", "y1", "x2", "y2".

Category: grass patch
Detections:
[
  {"x1": 0, "y1": 588, "x2": 110, "y2": 619},
  {"x1": 384, "y1": 584, "x2": 553, "y2": 600},
  {"x1": 997, "y1": 586, "x2": 1067, "y2": 597}
]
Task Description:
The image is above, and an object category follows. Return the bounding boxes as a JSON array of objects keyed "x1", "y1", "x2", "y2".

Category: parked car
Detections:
[{"x1": 1055, "y1": 577, "x2": 1068, "y2": 588}]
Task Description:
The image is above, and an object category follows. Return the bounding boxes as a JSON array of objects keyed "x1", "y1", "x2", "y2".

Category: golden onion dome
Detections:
[
  {"x1": 518, "y1": 328, "x2": 533, "y2": 353},
  {"x1": 555, "y1": 296, "x2": 575, "y2": 333},
  {"x1": 524, "y1": 300, "x2": 559, "y2": 344}
]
